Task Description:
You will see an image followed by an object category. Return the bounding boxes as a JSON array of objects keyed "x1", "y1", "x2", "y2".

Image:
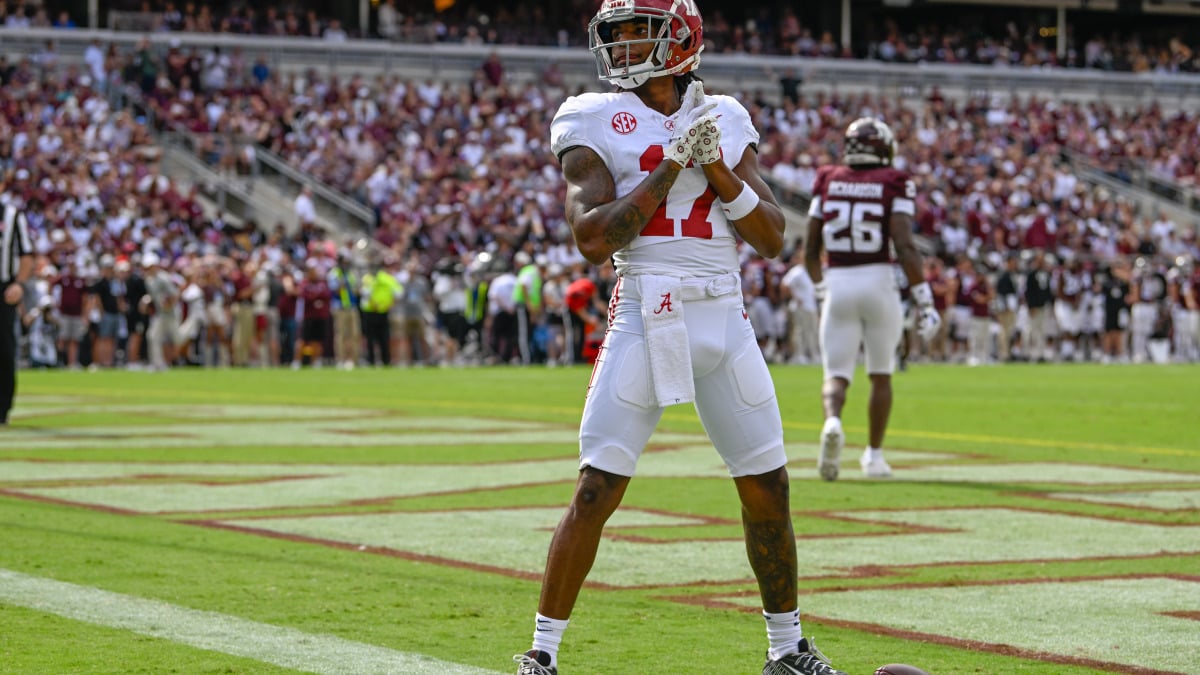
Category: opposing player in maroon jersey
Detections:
[{"x1": 803, "y1": 117, "x2": 940, "y2": 481}]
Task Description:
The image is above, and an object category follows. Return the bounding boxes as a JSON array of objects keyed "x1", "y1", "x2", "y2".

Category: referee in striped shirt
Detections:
[{"x1": 1, "y1": 201, "x2": 34, "y2": 426}]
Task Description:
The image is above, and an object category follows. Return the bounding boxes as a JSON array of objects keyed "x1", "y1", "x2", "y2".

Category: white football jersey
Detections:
[{"x1": 550, "y1": 90, "x2": 758, "y2": 278}]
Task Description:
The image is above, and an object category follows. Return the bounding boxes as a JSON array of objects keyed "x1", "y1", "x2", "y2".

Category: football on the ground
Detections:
[{"x1": 874, "y1": 665, "x2": 931, "y2": 675}]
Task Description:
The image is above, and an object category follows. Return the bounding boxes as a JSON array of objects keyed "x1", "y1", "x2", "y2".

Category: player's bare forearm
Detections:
[
  {"x1": 894, "y1": 240, "x2": 925, "y2": 287},
  {"x1": 890, "y1": 213, "x2": 925, "y2": 287},
  {"x1": 561, "y1": 146, "x2": 679, "y2": 265},
  {"x1": 16, "y1": 256, "x2": 33, "y2": 284},
  {"x1": 731, "y1": 194, "x2": 784, "y2": 259},
  {"x1": 708, "y1": 149, "x2": 785, "y2": 258},
  {"x1": 803, "y1": 217, "x2": 824, "y2": 284}
]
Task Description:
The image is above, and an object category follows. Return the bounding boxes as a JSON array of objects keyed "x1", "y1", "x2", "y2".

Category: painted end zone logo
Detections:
[{"x1": 3, "y1": 400, "x2": 1199, "y2": 674}]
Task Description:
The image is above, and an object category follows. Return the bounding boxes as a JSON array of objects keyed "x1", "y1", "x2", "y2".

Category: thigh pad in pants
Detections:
[
  {"x1": 821, "y1": 265, "x2": 901, "y2": 382},
  {"x1": 579, "y1": 278, "x2": 785, "y2": 478}
]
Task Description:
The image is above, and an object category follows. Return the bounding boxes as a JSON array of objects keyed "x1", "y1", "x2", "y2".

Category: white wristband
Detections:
[
  {"x1": 910, "y1": 281, "x2": 934, "y2": 307},
  {"x1": 720, "y1": 182, "x2": 760, "y2": 221}
]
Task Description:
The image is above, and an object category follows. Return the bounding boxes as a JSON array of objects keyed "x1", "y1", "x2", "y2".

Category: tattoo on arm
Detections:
[
  {"x1": 603, "y1": 177, "x2": 672, "y2": 250},
  {"x1": 563, "y1": 145, "x2": 678, "y2": 258}
]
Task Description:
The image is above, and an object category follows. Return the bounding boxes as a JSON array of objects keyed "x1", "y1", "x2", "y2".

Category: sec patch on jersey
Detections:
[{"x1": 874, "y1": 665, "x2": 932, "y2": 675}]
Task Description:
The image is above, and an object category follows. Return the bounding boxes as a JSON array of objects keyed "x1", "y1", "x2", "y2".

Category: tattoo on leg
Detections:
[{"x1": 744, "y1": 514, "x2": 798, "y2": 613}]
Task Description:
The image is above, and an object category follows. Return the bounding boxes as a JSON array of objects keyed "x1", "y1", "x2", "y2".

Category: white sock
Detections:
[
  {"x1": 823, "y1": 416, "x2": 841, "y2": 432},
  {"x1": 530, "y1": 613, "x2": 568, "y2": 667},
  {"x1": 865, "y1": 446, "x2": 884, "y2": 462},
  {"x1": 763, "y1": 609, "x2": 802, "y2": 660}
]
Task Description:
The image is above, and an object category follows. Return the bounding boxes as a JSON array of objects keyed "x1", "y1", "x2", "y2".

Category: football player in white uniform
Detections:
[
  {"x1": 515, "y1": 2, "x2": 845, "y2": 675},
  {"x1": 804, "y1": 118, "x2": 941, "y2": 481}
]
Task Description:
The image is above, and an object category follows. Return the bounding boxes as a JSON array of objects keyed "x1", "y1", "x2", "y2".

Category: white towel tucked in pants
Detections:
[{"x1": 639, "y1": 275, "x2": 695, "y2": 407}]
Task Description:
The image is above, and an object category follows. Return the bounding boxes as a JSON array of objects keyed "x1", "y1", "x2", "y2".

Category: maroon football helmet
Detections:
[{"x1": 843, "y1": 117, "x2": 897, "y2": 167}]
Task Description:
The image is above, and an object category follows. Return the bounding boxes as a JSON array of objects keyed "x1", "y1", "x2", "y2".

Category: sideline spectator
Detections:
[
  {"x1": 993, "y1": 254, "x2": 1021, "y2": 362},
  {"x1": 360, "y1": 257, "x2": 401, "y2": 366},
  {"x1": 88, "y1": 254, "x2": 125, "y2": 368},
  {"x1": 297, "y1": 261, "x2": 332, "y2": 367},
  {"x1": 780, "y1": 250, "x2": 818, "y2": 365},
  {"x1": 329, "y1": 254, "x2": 361, "y2": 369},
  {"x1": 143, "y1": 253, "x2": 182, "y2": 371},
  {"x1": 396, "y1": 257, "x2": 432, "y2": 366},
  {"x1": 1, "y1": 201, "x2": 34, "y2": 424}
]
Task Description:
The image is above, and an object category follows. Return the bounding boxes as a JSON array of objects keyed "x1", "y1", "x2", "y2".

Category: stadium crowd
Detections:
[
  {"x1": 19, "y1": 0, "x2": 1200, "y2": 72},
  {"x1": 2, "y1": 18, "x2": 1199, "y2": 372}
]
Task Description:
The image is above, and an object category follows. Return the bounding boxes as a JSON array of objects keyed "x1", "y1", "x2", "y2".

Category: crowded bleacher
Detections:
[
  {"x1": 88, "y1": 1, "x2": 1200, "y2": 71},
  {"x1": 1, "y1": 1, "x2": 1198, "y2": 371}
]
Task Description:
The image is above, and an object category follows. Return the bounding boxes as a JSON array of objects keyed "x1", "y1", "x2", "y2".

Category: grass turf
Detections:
[{"x1": 1, "y1": 363, "x2": 1196, "y2": 674}]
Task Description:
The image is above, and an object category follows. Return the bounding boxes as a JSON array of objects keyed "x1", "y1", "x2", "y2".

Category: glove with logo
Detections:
[
  {"x1": 692, "y1": 117, "x2": 722, "y2": 165},
  {"x1": 910, "y1": 281, "x2": 942, "y2": 341},
  {"x1": 664, "y1": 80, "x2": 717, "y2": 168}
]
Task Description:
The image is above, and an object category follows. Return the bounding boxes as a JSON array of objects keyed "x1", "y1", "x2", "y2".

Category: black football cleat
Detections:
[{"x1": 762, "y1": 638, "x2": 847, "y2": 675}]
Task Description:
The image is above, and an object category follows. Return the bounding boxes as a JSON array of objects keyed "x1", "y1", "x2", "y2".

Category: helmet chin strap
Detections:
[
  {"x1": 613, "y1": 74, "x2": 649, "y2": 89},
  {"x1": 607, "y1": 35, "x2": 669, "y2": 89}
]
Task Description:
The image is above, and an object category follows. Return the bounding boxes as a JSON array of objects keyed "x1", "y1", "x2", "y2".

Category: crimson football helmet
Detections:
[
  {"x1": 843, "y1": 117, "x2": 897, "y2": 167},
  {"x1": 589, "y1": 0, "x2": 704, "y2": 89}
]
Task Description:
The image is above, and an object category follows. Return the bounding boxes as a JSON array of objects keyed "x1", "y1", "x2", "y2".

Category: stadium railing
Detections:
[
  {"x1": 1110, "y1": 163, "x2": 1200, "y2": 219},
  {"x1": 1062, "y1": 148, "x2": 1200, "y2": 226},
  {"x1": 7, "y1": 27, "x2": 1200, "y2": 108},
  {"x1": 251, "y1": 145, "x2": 378, "y2": 233},
  {"x1": 157, "y1": 126, "x2": 377, "y2": 233},
  {"x1": 158, "y1": 138, "x2": 261, "y2": 225},
  {"x1": 107, "y1": 76, "x2": 378, "y2": 235}
]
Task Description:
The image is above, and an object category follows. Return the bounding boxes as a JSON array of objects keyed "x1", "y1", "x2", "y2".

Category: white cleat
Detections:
[
  {"x1": 859, "y1": 452, "x2": 893, "y2": 479},
  {"x1": 818, "y1": 418, "x2": 844, "y2": 482}
]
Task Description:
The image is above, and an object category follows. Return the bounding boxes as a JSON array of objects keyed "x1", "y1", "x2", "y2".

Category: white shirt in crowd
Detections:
[
  {"x1": 781, "y1": 264, "x2": 818, "y2": 314},
  {"x1": 294, "y1": 189, "x2": 317, "y2": 227}
]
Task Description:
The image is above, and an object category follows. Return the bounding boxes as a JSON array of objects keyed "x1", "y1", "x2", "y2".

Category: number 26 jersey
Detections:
[
  {"x1": 807, "y1": 164, "x2": 915, "y2": 269},
  {"x1": 550, "y1": 90, "x2": 758, "y2": 278}
]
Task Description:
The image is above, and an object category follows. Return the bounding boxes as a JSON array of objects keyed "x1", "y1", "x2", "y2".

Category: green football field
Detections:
[{"x1": 1, "y1": 363, "x2": 1197, "y2": 675}]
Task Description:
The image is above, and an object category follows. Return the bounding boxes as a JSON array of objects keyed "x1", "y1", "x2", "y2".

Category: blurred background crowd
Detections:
[
  {"x1": 1, "y1": 0, "x2": 1198, "y2": 371},
  {"x1": 47, "y1": 0, "x2": 1200, "y2": 72}
]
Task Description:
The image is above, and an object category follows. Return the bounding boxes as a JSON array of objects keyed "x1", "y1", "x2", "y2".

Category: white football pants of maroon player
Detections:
[
  {"x1": 578, "y1": 273, "x2": 787, "y2": 478},
  {"x1": 820, "y1": 264, "x2": 904, "y2": 382},
  {"x1": 1169, "y1": 301, "x2": 1197, "y2": 362},
  {"x1": 1054, "y1": 299, "x2": 1083, "y2": 361},
  {"x1": 1130, "y1": 301, "x2": 1157, "y2": 363}
]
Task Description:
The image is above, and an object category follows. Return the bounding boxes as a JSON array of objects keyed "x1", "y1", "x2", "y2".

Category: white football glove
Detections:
[
  {"x1": 916, "y1": 306, "x2": 942, "y2": 342},
  {"x1": 664, "y1": 80, "x2": 717, "y2": 167},
  {"x1": 910, "y1": 282, "x2": 941, "y2": 341},
  {"x1": 692, "y1": 117, "x2": 722, "y2": 165}
]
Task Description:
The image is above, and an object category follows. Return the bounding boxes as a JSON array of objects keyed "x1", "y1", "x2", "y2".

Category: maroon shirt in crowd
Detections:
[
  {"x1": 299, "y1": 280, "x2": 331, "y2": 320},
  {"x1": 56, "y1": 274, "x2": 88, "y2": 317},
  {"x1": 969, "y1": 277, "x2": 992, "y2": 318},
  {"x1": 278, "y1": 289, "x2": 297, "y2": 320}
]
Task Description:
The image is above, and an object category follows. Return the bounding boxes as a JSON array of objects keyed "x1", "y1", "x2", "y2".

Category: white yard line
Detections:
[{"x1": 0, "y1": 568, "x2": 500, "y2": 674}]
